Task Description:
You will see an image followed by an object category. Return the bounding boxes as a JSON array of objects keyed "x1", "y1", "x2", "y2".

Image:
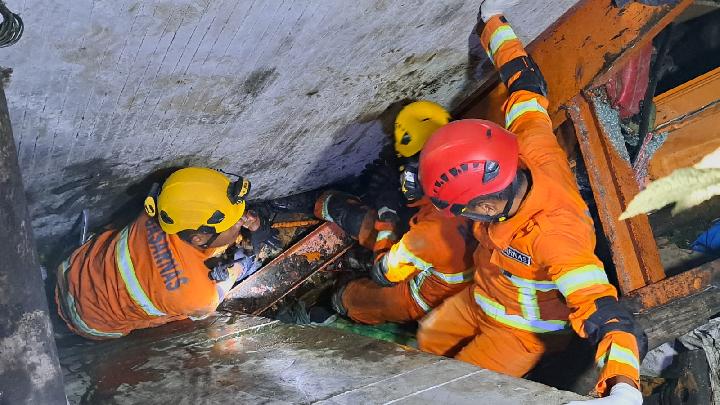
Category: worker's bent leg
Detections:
[
  {"x1": 342, "y1": 278, "x2": 425, "y2": 324},
  {"x1": 417, "y1": 286, "x2": 480, "y2": 358},
  {"x1": 455, "y1": 316, "x2": 545, "y2": 377}
]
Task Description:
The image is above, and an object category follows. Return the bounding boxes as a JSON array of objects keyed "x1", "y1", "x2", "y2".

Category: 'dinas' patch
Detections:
[{"x1": 501, "y1": 246, "x2": 532, "y2": 266}]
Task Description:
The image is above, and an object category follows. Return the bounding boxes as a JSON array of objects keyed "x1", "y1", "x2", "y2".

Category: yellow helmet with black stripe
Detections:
[
  {"x1": 394, "y1": 100, "x2": 450, "y2": 157},
  {"x1": 144, "y1": 167, "x2": 250, "y2": 235}
]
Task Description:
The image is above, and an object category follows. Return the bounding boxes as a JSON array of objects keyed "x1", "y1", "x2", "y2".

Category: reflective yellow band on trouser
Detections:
[
  {"x1": 555, "y1": 265, "x2": 610, "y2": 297},
  {"x1": 58, "y1": 260, "x2": 123, "y2": 338},
  {"x1": 116, "y1": 227, "x2": 166, "y2": 317},
  {"x1": 505, "y1": 98, "x2": 549, "y2": 128},
  {"x1": 409, "y1": 272, "x2": 432, "y2": 313},
  {"x1": 431, "y1": 268, "x2": 474, "y2": 285},
  {"x1": 474, "y1": 291, "x2": 569, "y2": 333},
  {"x1": 597, "y1": 343, "x2": 640, "y2": 370},
  {"x1": 486, "y1": 25, "x2": 518, "y2": 63}
]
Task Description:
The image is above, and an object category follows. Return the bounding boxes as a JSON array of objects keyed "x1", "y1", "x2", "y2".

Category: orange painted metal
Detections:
[
  {"x1": 462, "y1": 0, "x2": 693, "y2": 126},
  {"x1": 624, "y1": 258, "x2": 720, "y2": 312},
  {"x1": 649, "y1": 67, "x2": 720, "y2": 179},
  {"x1": 567, "y1": 94, "x2": 665, "y2": 294}
]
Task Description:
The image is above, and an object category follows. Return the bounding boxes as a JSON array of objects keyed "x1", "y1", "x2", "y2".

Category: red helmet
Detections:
[{"x1": 419, "y1": 119, "x2": 519, "y2": 217}]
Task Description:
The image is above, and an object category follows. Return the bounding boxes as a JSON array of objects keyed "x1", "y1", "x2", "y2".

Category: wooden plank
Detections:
[
  {"x1": 654, "y1": 66, "x2": 720, "y2": 124},
  {"x1": 632, "y1": 286, "x2": 720, "y2": 350},
  {"x1": 649, "y1": 67, "x2": 720, "y2": 179},
  {"x1": 568, "y1": 94, "x2": 665, "y2": 294},
  {"x1": 624, "y1": 258, "x2": 720, "y2": 311}
]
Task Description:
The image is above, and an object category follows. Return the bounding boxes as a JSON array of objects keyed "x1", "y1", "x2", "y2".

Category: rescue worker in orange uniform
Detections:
[
  {"x1": 315, "y1": 101, "x2": 477, "y2": 324},
  {"x1": 55, "y1": 167, "x2": 266, "y2": 339},
  {"x1": 415, "y1": 1, "x2": 644, "y2": 404}
]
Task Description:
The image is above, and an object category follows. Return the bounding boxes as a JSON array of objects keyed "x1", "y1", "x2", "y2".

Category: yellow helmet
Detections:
[
  {"x1": 143, "y1": 167, "x2": 250, "y2": 235},
  {"x1": 394, "y1": 100, "x2": 450, "y2": 157}
]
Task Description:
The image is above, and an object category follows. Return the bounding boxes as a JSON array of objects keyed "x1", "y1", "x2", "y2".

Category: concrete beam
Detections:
[{"x1": 0, "y1": 84, "x2": 66, "y2": 403}]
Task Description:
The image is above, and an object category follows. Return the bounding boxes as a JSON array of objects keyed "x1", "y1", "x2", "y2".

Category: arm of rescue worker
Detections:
[
  {"x1": 371, "y1": 208, "x2": 465, "y2": 288},
  {"x1": 479, "y1": 15, "x2": 570, "y2": 171},
  {"x1": 369, "y1": 207, "x2": 402, "y2": 286},
  {"x1": 187, "y1": 264, "x2": 244, "y2": 321},
  {"x1": 537, "y1": 218, "x2": 642, "y2": 397}
]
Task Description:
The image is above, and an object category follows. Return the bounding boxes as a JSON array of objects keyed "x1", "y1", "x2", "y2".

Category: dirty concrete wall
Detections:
[
  {"x1": 1, "y1": 0, "x2": 579, "y2": 245},
  {"x1": 0, "y1": 84, "x2": 66, "y2": 404}
]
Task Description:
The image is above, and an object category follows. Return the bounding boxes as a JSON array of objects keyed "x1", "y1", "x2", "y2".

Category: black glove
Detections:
[
  {"x1": 250, "y1": 216, "x2": 281, "y2": 255},
  {"x1": 375, "y1": 188, "x2": 403, "y2": 220},
  {"x1": 366, "y1": 159, "x2": 399, "y2": 190}
]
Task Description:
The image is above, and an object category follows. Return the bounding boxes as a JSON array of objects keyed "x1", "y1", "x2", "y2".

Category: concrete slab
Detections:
[
  {"x1": 58, "y1": 313, "x2": 587, "y2": 404},
  {"x1": 0, "y1": 0, "x2": 580, "y2": 246}
]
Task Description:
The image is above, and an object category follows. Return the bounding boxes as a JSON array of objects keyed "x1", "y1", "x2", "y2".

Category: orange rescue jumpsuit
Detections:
[
  {"x1": 417, "y1": 16, "x2": 641, "y2": 395},
  {"x1": 342, "y1": 198, "x2": 476, "y2": 324},
  {"x1": 55, "y1": 213, "x2": 241, "y2": 339}
]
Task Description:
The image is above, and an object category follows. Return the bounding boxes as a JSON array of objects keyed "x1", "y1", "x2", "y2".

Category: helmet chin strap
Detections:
[
  {"x1": 199, "y1": 232, "x2": 220, "y2": 249},
  {"x1": 461, "y1": 173, "x2": 522, "y2": 223}
]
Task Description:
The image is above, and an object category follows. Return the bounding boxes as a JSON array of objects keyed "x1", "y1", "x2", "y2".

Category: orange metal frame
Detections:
[{"x1": 464, "y1": 0, "x2": 720, "y2": 311}]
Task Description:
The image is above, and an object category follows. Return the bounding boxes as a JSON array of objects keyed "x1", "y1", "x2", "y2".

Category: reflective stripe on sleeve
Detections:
[
  {"x1": 487, "y1": 25, "x2": 518, "y2": 62},
  {"x1": 597, "y1": 343, "x2": 640, "y2": 371},
  {"x1": 116, "y1": 227, "x2": 166, "y2": 317},
  {"x1": 555, "y1": 265, "x2": 610, "y2": 297},
  {"x1": 409, "y1": 273, "x2": 432, "y2": 313},
  {"x1": 376, "y1": 230, "x2": 397, "y2": 242},
  {"x1": 505, "y1": 98, "x2": 548, "y2": 128},
  {"x1": 386, "y1": 240, "x2": 433, "y2": 272}
]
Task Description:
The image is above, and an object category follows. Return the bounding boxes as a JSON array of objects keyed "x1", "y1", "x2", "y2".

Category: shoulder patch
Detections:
[{"x1": 501, "y1": 246, "x2": 532, "y2": 266}]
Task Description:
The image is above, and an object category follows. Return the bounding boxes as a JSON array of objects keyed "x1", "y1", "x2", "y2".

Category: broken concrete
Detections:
[{"x1": 59, "y1": 313, "x2": 588, "y2": 404}]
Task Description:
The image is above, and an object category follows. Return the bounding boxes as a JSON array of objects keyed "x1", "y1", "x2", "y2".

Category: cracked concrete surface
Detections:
[{"x1": 59, "y1": 314, "x2": 588, "y2": 404}]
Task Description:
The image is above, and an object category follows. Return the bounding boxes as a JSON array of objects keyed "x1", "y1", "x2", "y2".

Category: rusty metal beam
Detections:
[
  {"x1": 567, "y1": 94, "x2": 665, "y2": 294},
  {"x1": 624, "y1": 258, "x2": 720, "y2": 312},
  {"x1": 222, "y1": 222, "x2": 354, "y2": 316},
  {"x1": 461, "y1": 0, "x2": 692, "y2": 126}
]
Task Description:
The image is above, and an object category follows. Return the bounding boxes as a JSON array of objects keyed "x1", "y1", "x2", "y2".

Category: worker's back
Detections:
[{"x1": 56, "y1": 213, "x2": 222, "y2": 339}]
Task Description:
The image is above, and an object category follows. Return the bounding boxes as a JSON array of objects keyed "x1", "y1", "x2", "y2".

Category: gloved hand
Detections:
[
  {"x1": 479, "y1": 0, "x2": 520, "y2": 22},
  {"x1": 366, "y1": 158, "x2": 399, "y2": 192},
  {"x1": 374, "y1": 189, "x2": 403, "y2": 221},
  {"x1": 566, "y1": 383, "x2": 642, "y2": 405},
  {"x1": 250, "y1": 215, "x2": 281, "y2": 255},
  {"x1": 234, "y1": 250, "x2": 263, "y2": 282},
  {"x1": 691, "y1": 219, "x2": 720, "y2": 254}
]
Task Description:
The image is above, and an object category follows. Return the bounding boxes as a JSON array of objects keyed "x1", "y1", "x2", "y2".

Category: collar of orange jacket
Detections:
[{"x1": 485, "y1": 157, "x2": 551, "y2": 249}]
